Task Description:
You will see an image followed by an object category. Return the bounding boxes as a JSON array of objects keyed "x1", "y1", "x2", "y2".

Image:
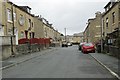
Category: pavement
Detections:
[
  {"x1": 0, "y1": 47, "x2": 57, "y2": 70},
  {"x1": 89, "y1": 53, "x2": 120, "y2": 79}
]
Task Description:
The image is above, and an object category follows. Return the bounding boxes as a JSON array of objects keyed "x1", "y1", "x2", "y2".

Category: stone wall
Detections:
[
  {"x1": 109, "y1": 46, "x2": 120, "y2": 59},
  {"x1": 104, "y1": 45, "x2": 120, "y2": 59},
  {"x1": 50, "y1": 42, "x2": 60, "y2": 47},
  {"x1": 0, "y1": 36, "x2": 51, "y2": 60},
  {"x1": 0, "y1": 36, "x2": 16, "y2": 60},
  {"x1": 16, "y1": 43, "x2": 50, "y2": 55}
]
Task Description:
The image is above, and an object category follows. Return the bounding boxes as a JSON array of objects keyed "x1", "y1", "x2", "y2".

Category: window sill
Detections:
[
  {"x1": 112, "y1": 23, "x2": 115, "y2": 26},
  {"x1": 7, "y1": 20, "x2": 13, "y2": 24}
]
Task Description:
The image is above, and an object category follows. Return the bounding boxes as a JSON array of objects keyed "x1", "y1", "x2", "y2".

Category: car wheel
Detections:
[
  {"x1": 93, "y1": 50, "x2": 95, "y2": 53},
  {"x1": 81, "y1": 50, "x2": 83, "y2": 53}
]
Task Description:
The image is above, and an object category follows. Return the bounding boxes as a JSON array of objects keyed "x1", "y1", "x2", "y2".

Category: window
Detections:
[
  {"x1": 29, "y1": 33, "x2": 31, "y2": 38},
  {"x1": 106, "y1": 18, "x2": 108, "y2": 28},
  {"x1": 20, "y1": 14, "x2": 23, "y2": 18},
  {"x1": 27, "y1": 8, "x2": 31, "y2": 13},
  {"x1": 103, "y1": 20, "x2": 105, "y2": 30},
  {"x1": 13, "y1": 12, "x2": 16, "y2": 21},
  {"x1": 21, "y1": 31, "x2": 24, "y2": 38},
  {"x1": 0, "y1": 25, "x2": 4, "y2": 36},
  {"x1": 106, "y1": 23, "x2": 108, "y2": 28},
  {"x1": 32, "y1": 22, "x2": 33, "y2": 27},
  {"x1": 7, "y1": 9, "x2": 12, "y2": 22},
  {"x1": 30, "y1": 32, "x2": 35, "y2": 38},
  {"x1": 28, "y1": 19, "x2": 31, "y2": 27},
  {"x1": 8, "y1": 28, "x2": 12, "y2": 35},
  {"x1": 119, "y1": 8, "x2": 120, "y2": 21},
  {"x1": 112, "y1": 12, "x2": 115, "y2": 23},
  {"x1": 106, "y1": 18, "x2": 108, "y2": 23},
  {"x1": 105, "y1": 8, "x2": 107, "y2": 12},
  {"x1": 19, "y1": 14, "x2": 25, "y2": 26}
]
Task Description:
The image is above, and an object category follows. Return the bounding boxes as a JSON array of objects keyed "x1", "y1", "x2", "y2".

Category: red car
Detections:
[{"x1": 82, "y1": 43, "x2": 95, "y2": 53}]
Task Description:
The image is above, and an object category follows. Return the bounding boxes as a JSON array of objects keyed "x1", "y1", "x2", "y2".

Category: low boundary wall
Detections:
[{"x1": 0, "y1": 36, "x2": 16, "y2": 60}]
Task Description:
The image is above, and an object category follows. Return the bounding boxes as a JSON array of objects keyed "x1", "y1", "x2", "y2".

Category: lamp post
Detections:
[
  {"x1": 65, "y1": 28, "x2": 66, "y2": 42},
  {"x1": 101, "y1": 17, "x2": 104, "y2": 53}
]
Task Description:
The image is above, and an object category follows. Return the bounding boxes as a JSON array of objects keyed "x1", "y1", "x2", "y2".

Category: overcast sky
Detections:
[{"x1": 10, "y1": 0, "x2": 110, "y2": 35}]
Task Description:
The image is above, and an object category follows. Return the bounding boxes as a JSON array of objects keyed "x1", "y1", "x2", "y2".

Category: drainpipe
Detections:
[
  {"x1": 11, "y1": 4, "x2": 14, "y2": 36},
  {"x1": 11, "y1": 3, "x2": 15, "y2": 56}
]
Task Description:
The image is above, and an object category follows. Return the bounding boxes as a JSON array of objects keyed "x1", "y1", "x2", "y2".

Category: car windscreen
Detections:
[
  {"x1": 80, "y1": 43, "x2": 85, "y2": 45},
  {"x1": 84, "y1": 43, "x2": 93, "y2": 46}
]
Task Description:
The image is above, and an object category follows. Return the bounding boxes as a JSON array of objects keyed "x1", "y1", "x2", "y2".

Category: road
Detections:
[{"x1": 2, "y1": 45, "x2": 117, "y2": 78}]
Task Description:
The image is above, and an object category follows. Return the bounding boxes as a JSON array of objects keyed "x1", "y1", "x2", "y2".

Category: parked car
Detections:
[
  {"x1": 78, "y1": 42, "x2": 86, "y2": 50},
  {"x1": 62, "y1": 41, "x2": 68, "y2": 47},
  {"x1": 81, "y1": 43, "x2": 95, "y2": 53},
  {"x1": 67, "y1": 42, "x2": 72, "y2": 46}
]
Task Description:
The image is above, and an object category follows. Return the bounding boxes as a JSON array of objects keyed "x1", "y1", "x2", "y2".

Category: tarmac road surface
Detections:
[{"x1": 2, "y1": 45, "x2": 118, "y2": 79}]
